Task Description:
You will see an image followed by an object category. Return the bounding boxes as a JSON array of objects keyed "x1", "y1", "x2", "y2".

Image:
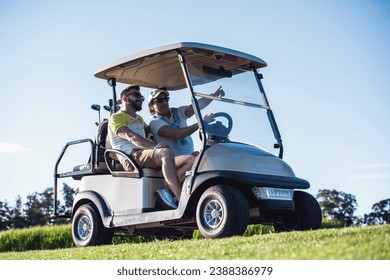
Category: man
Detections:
[
  {"x1": 108, "y1": 85, "x2": 193, "y2": 209},
  {"x1": 148, "y1": 87, "x2": 224, "y2": 156},
  {"x1": 148, "y1": 88, "x2": 198, "y2": 156}
]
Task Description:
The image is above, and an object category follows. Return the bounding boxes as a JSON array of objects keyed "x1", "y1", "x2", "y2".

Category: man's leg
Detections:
[
  {"x1": 175, "y1": 155, "x2": 195, "y2": 183},
  {"x1": 153, "y1": 147, "x2": 182, "y2": 199}
]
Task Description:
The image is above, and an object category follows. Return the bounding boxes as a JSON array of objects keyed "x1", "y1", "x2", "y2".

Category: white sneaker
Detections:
[{"x1": 155, "y1": 189, "x2": 177, "y2": 209}]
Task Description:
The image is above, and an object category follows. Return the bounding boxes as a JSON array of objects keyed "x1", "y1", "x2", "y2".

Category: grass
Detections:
[
  {"x1": 0, "y1": 224, "x2": 389, "y2": 260},
  {"x1": 0, "y1": 224, "x2": 73, "y2": 252}
]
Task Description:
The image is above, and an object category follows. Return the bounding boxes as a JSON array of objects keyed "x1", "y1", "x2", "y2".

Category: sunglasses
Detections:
[
  {"x1": 153, "y1": 97, "x2": 170, "y2": 104},
  {"x1": 127, "y1": 93, "x2": 145, "y2": 102}
]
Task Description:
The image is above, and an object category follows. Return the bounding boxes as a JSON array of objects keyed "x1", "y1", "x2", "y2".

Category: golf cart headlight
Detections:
[{"x1": 252, "y1": 187, "x2": 293, "y2": 200}]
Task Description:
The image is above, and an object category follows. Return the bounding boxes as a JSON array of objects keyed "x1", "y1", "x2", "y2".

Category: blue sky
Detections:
[{"x1": 0, "y1": 0, "x2": 389, "y2": 216}]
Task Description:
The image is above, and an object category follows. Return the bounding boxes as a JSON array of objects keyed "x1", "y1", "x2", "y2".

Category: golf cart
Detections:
[{"x1": 53, "y1": 42, "x2": 322, "y2": 247}]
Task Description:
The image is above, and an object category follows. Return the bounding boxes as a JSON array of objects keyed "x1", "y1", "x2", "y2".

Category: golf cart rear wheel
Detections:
[
  {"x1": 72, "y1": 203, "x2": 113, "y2": 247},
  {"x1": 196, "y1": 185, "x2": 249, "y2": 238},
  {"x1": 273, "y1": 191, "x2": 322, "y2": 232}
]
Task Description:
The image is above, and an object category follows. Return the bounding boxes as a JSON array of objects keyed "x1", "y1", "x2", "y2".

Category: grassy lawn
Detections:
[{"x1": 1, "y1": 225, "x2": 389, "y2": 260}]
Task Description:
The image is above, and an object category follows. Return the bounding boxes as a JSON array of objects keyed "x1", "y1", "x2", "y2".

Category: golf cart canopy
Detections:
[{"x1": 94, "y1": 42, "x2": 267, "y2": 90}]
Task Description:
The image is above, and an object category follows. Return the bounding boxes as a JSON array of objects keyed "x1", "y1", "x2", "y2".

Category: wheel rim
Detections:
[
  {"x1": 77, "y1": 215, "x2": 91, "y2": 240},
  {"x1": 203, "y1": 199, "x2": 224, "y2": 229}
]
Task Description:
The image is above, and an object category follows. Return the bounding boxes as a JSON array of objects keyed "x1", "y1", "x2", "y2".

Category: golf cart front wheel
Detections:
[
  {"x1": 273, "y1": 191, "x2": 322, "y2": 232},
  {"x1": 196, "y1": 185, "x2": 249, "y2": 238}
]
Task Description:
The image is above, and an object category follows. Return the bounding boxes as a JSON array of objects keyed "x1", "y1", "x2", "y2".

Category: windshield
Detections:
[{"x1": 186, "y1": 60, "x2": 280, "y2": 156}]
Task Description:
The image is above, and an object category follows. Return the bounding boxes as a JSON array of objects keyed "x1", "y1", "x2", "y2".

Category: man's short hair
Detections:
[{"x1": 121, "y1": 85, "x2": 140, "y2": 98}]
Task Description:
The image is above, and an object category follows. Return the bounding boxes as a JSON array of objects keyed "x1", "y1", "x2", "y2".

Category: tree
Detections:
[
  {"x1": 364, "y1": 199, "x2": 390, "y2": 225},
  {"x1": 24, "y1": 192, "x2": 46, "y2": 226},
  {"x1": 62, "y1": 182, "x2": 75, "y2": 216},
  {"x1": 316, "y1": 189, "x2": 358, "y2": 226},
  {"x1": 9, "y1": 196, "x2": 27, "y2": 228},
  {"x1": 0, "y1": 200, "x2": 11, "y2": 230},
  {"x1": 53, "y1": 183, "x2": 74, "y2": 224},
  {"x1": 40, "y1": 187, "x2": 55, "y2": 225},
  {"x1": 0, "y1": 184, "x2": 75, "y2": 231},
  {"x1": 24, "y1": 187, "x2": 56, "y2": 226}
]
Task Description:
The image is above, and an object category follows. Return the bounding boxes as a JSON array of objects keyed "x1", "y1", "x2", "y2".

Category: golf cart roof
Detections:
[{"x1": 94, "y1": 42, "x2": 267, "y2": 90}]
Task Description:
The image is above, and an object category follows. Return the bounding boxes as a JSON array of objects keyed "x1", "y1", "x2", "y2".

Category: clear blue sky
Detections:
[{"x1": 0, "y1": 0, "x2": 389, "y2": 216}]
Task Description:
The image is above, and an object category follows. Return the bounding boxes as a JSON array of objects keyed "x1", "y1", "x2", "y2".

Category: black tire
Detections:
[
  {"x1": 274, "y1": 191, "x2": 322, "y2": 232},
  {"x1": 196, "y1": 185, "x2": 249, "y2": 238},
  {"x1": 72, "y1": 203, "x2": 113, "y2": 247}
]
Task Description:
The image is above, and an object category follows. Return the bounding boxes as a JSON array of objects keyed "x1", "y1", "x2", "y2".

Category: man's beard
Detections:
[{"x1": 129, "y1": 99, "x2": 142, "y2": 111}]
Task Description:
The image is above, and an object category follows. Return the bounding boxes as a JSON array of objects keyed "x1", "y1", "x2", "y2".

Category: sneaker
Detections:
[{"x1": 155, "y1": 189, "x2": 177, "y2": 209}]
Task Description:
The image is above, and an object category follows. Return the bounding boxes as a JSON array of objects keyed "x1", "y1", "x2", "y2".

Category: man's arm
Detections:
[
  {"x1": 157, "y1": 123, "x2": 198, "y2": 140},
  {"x1": 184, "y1": 86, "x2": 224, "y2": 118},
  {"x1": 116, "y1": 126, "x2": 155, "y2": 149}
]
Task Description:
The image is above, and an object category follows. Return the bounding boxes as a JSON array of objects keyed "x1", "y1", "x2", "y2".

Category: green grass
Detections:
[
  {"x1": 0, "y1": 223, "x2": 275, "y2": 253},
  {"x1": 1, "y1": 224, "x2": 389, "y2": 260},
  {"x1": 0, "y1": 224, "x2": 73, "y2": 252}
]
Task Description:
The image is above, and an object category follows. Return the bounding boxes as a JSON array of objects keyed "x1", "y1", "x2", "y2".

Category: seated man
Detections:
[
  {"x1": 148, "y1": 87, "x2": 224, "y2": 156},
  {"x1": 107, "y1": 84, "x2": 193, "y2": 209}
]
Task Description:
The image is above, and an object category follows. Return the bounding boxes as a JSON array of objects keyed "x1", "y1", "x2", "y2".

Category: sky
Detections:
[{"x1": 0, "y1": 0, "x2": 389, "y2": 217}]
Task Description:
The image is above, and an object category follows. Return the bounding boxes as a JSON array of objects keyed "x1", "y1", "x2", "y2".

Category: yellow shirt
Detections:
[{"x1": 108, "y1": 111, "x2": 147, "y2": 159}]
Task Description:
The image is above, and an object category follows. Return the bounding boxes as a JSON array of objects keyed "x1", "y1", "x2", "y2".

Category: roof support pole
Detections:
[
  {"x1": 176, "y1": 50, "x2": 206, "y2": 194},
  {"x1": 253, "y1": 69, "x2": 284, "y2": 159},
  {"x1": 107, "y1": 78, "x2": 118, "y2": 113}
]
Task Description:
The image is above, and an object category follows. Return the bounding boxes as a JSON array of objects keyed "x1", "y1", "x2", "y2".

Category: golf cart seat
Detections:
[
  {"x1": 101, "y1": 122, "x2": 163, "y2": 179},
  {"x1": 95, "y1": 119, "x2": 109, "y2": 164},
  {"x1": 104, "y1": 148, "x2": 163, "y2": 178},
  {"x1": 71, "y1": 120, "x2": 123, "y2": 178},
  {"x1": 72, "y1": 120, "x2": 162, "y2": 179}
]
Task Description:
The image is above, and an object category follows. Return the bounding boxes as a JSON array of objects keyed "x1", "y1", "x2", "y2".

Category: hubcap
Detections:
[
  {"x1": 203, "y1": 199, "x2": 224, "y2": 229},
  {"x1": 77, "y1": 215, "x2": 91, "y2": 240}
]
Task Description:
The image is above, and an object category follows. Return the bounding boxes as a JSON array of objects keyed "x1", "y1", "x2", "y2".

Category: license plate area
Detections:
[{"x1": 252, "y1": 187, "x2": 293, "y2": 200}]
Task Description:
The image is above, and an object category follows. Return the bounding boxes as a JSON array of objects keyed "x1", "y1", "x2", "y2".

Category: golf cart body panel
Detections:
[
  {"x1": 78, "y1": 175, "x2": 164, "y2": 212},
  {"x1": 73, "y1": 174, "x2": 195, "y2": 228},
  {"x1": 198, "y1": 142, "x2": 294, "y2": 177},
  {"x1": 53, "y1": 42, "x2": 321, "y2": 246}
]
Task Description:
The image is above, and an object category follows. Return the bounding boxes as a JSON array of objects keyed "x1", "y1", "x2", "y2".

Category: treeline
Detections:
[
  {"x1": 0, "y1": 183, "x2": 74, "y2": 231},
  {"x1": 0, "y1": 185, "x2": 389, "y2": 231},
  {"x1": 316, "y1": 189, "x2": 389, "y2": 226}
]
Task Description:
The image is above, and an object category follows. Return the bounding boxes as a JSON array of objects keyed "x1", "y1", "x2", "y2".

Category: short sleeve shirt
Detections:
[
  {"x1": 149, "y1": 106, "x2": 194, "y2": 156},
  {"x1": 108, "y1": 111, "x2": 147, "y2": 160}
]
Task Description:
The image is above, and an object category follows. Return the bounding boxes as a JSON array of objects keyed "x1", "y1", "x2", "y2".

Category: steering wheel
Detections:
[{"x1": 204, "y1": 112, "x2": 233, "y2": 138}]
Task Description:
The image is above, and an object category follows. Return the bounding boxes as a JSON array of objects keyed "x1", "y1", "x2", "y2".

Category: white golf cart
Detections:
[{"x1": 53, "y1": 42, "x2": 322, "y2": 247}]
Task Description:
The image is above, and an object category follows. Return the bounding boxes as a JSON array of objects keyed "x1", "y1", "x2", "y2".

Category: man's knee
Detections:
[
  {"x1": 188, "y1": 155, "x2": 195, "y2": 164},
  {"x1": 156, "y1": 147, "x2": 175, "y2": 159}
]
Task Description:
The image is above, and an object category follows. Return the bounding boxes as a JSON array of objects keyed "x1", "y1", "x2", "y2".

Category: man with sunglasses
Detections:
[
  {"x1": 148, "y1": 87, "x2": 224, "y2": 156},
  {"x1": 108, "y1": 85, "x2": 192, "y2": 209}
]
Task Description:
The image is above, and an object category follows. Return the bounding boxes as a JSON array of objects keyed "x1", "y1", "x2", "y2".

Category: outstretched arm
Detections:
[
  {"x1": 185, "y1": 86, "x2": 224, "y2": 118},
  {"x1": 157, "y1": 123, "x2": 199, "y2": 140}
]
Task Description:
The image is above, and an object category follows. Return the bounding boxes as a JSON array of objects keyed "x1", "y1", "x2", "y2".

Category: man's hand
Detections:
[
  {"x1": 203, "y1": 113, "x2": 215, "y2": 124},
  {"x1": 212, "y1": 86, "x2": 225, "y2": 97}
]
